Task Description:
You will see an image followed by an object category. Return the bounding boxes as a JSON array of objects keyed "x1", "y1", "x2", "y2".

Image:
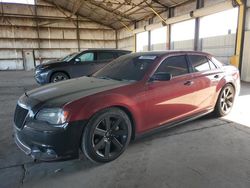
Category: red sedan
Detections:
[{"x1": 14, "y1": 51, "x2": 240, "y2": 163}]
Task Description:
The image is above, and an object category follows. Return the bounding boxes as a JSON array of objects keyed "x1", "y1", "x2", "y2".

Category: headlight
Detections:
[
  {"x1": 41, "y1": 65, "x2": 49, "y2": 70},
  {"x1": 36, "y1": 108, "x2": 69, "y2": 125},
  {"x1": 35, "y1": 69, "x2": 41, "y2": 75},
  {"x1": 36, "y1": 66, "x2": 49, "y2": 72}
]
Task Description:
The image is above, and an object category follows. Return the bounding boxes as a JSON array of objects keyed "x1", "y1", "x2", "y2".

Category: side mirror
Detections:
[
  {"x1": 74, "y1": 58, "x2": 81, "y2": 63},
  {"x1": 151, "y1": 72, "x2": 172, "y2": 81}
]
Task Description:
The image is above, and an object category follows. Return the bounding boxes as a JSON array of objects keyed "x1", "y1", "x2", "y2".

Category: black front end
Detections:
[
  {"x1": 13, "y1": 100, "x2": 86, "y2": 161},
  {"x1": 34, "y1": 67, "x2": 51, "y2": 85}
]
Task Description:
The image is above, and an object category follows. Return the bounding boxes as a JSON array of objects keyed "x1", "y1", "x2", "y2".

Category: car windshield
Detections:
[
  {"x1": 61, "y1": 52, "x2": 79, "y2": 62},
  {"x1": 93, "y1": 54, "x2": 158, "y2": 81}
]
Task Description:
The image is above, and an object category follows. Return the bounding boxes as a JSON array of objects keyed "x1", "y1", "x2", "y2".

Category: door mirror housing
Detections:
[
  {"x1": 151, "y1": 72, "x2": 172, "y2": 81},
  {"x1": 74, "y1": 58, "x2": 81, "y2": 63}
]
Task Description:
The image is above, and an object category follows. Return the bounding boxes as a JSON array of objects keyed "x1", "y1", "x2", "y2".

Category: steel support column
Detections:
[
  {"x1": 76, "y1": 15, "x2": 81, "y2": 52},
  {"x1": 34, "y1": 2, "x2": 41, "y2": 64},
  {"x1": 167, "y1": 8, "x2": 174, "y2": 50},
  {"x1": 134, "y1": 23, "x2": 137, "y2": 52},
  {"x1": 115, "y1": 30, "x2": 118, "y2": 49},
  {"x1": 194, "y1": 0, "x2": 204, "y2": 51},
  {"x1": 148, "y1": 30, "x2": 151, "y2": 51},
  {"x1": 231, "y1": 0, "x2": 246, "y2": 72},
  {"x1": 148, "y1": 19, "x2": 153, "y2": 51}
]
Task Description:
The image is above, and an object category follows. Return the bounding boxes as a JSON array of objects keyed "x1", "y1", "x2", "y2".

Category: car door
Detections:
[
  {"x1": 70, "y1": 51, "x2": 97, "y2": 78},
  {"x1": 95, "y1": 51, "x2": 116, "y2": 70},
  {"x1": 187, "y1": 54, "x2": 222, "y2": 110},
  {"x1": 145, "y1": 55, "x2": 199, "y2": 130}
]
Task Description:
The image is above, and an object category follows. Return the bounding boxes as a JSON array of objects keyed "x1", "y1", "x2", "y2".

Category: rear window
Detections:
[{"x1": 188, "y1": 55, "x2": 210, "y2": 72}]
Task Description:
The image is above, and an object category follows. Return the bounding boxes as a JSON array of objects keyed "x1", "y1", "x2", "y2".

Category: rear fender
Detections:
[{"x1": 213, "y1": 70, "x2": 239, "y2": 107}]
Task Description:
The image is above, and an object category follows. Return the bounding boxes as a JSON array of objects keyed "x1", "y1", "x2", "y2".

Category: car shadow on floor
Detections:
[{"x1": 20, "y1": 114, "x2": 229, "y2": 184}]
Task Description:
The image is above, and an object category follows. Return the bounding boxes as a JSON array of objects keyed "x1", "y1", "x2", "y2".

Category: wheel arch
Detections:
[
  {"x1": 216, "y1": 73, "x2": 237, "y2": 94},
  {"x1": 113, "y1": 105, "x2": 136, "y2": 140},
  {"x1": 226, "y1": 82, "x2": 236, "y2": 91},
  {"x1": 79, "y1": 105, "x2": 137, "y2": 141},
  {"x1": 219, "y1": 81, "x2": 236, "y2": 95},
  {"x1": 50, "y1": 70, "x2": 70, "y2": 82},
  {"x1": 65, "y1": 93, "x2": 142, "y2": 140}
]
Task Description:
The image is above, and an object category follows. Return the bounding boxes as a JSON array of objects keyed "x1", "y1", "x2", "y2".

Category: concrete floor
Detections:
[{"x1": 0, "y1": 71, "x2": 250, "y2": 188}]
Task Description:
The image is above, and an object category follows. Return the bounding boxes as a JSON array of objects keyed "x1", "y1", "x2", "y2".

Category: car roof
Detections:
[
  {"x1": 83, "y1": 49, "x2": 131, "y2": 52},
  {"x1": 79, "y1": 50, "x2": 211, "y2": 58},
  {"x1": 132, "y1": 50, "x2": 211, "y2": 57}
]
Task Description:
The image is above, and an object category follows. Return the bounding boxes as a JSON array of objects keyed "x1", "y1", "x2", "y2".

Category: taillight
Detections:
[{"x1": 233, "y1": 71, "x2": 239, "y2": 80}]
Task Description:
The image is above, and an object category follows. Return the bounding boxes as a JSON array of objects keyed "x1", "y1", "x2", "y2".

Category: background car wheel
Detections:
[
  {"x1": 50, "y1": 72, "x2": 69, "y2": 83},
  {"x1": 214, "y1": 84, "x2": 235, "y2": 117},
  {"x1": 82, "y1": 108, "x2": 132, "y2": 163}
]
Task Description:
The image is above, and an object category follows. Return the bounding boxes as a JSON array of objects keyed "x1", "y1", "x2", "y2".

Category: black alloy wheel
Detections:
[{"x1": 82, "y1": 108, "x2": 132, "y2": 163}]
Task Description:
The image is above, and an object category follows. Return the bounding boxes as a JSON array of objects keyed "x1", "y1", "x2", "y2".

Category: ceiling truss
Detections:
[{"x1": 43, "y1": 0, "x2": 195, "y2": 29}]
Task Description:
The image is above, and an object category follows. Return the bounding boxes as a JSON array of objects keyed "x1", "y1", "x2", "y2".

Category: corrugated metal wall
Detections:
[
  {"x1": 171, "y1": 40, "x2": 195, "y2": 51},
  {"x1": 117, "y1": 27, "x2": 134, "y2": 52},
  {"x1": 170, "y1": 34, "x2": 236, "y2": 64},
  {"x1": 201, "y1": 34, "x2": 236, "y2": 63},
  {"x1": 0, "y1": 0, "x2": 116, "y2": 70}
]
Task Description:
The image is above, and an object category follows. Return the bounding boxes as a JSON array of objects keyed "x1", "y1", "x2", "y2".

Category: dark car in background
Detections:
[{"x1": 35, "y1": 49, "x2": 131, "y2": 84}]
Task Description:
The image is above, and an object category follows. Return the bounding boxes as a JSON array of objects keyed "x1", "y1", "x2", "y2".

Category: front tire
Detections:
[
  {"x1": 214, "y1": 84, "x2": 235, "y2": 117},
  {"x1": 50, "y1": 72, "x2": 69, "y2": 83},
  {"x1": 82, "y1": 108, "x2": 132, "y2": 163}
]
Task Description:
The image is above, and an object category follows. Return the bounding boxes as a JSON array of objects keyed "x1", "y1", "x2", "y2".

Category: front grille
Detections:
[{"x1": 14, "y1": 104, "x2": 29, "y2": 129}]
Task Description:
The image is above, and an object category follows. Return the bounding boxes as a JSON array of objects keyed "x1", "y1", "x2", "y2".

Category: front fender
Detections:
[{"x1": 65, "y1": 93, "x2": 142, "y2": 132}]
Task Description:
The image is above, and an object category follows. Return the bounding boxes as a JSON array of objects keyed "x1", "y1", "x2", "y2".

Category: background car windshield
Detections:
[
  {"x1": 61, "y1": 52, "x2": 79, "y2": 62},
  {"x1": 93, "y1": 54, "x2": 157, "y2": 81}
]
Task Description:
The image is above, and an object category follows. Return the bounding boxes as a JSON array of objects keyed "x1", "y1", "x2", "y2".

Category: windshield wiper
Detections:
[{"x1": 95, "y1": 76, "x2": 135, "y2": 82}]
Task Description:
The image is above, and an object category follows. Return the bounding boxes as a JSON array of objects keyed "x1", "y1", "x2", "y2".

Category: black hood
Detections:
[
  {"x1": 36, "y1": 59, "x2": 64, "y2": 69},
  {"x1": 43, "y1": 59, "x2": 62, "y2": 65},
  {"x1": 25, "y1": 76, "x2": 129, "y2": 106}
]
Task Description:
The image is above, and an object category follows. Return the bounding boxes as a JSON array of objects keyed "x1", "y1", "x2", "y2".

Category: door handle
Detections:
[
  {"x1": 184, "y1": 80, "x2": 194, "y2": 86},
  {"x1": 214, "y1": 75, "x2": 219, "y2": 79}
]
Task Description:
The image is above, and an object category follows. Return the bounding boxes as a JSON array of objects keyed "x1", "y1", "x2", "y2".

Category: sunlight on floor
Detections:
[{"x1": 223, "y1": 82, "x2": 250, "y2": 127}]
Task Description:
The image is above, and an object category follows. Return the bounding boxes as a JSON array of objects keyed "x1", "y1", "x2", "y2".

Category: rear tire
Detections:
[
  {"x1": 214, "y1": 84, "x2": 235, "y2": 117},
  {"x1": 50, "y1": 72, "x2": 69, "y2": 83},
  {"x1": 82, "y1": 108, "x2": 132, "y2": 163}
]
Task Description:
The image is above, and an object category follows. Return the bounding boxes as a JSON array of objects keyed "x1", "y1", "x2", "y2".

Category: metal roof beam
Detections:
[
  {"x1": 145, "y1": 1, "x2": 168, "y2": 25},
  {"x1": 151, "y1": 0, "x2": 169, "y2": 9},
  {"x1": 84, "y1": 0, "x2": 135, "y2": 21},
  {"x1": 51, "y1": 0, "x2": 115, "y2": 29}
]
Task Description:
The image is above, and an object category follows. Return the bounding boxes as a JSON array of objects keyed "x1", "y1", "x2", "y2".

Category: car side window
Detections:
[
  {"x1": 208, "y1": 59, "x2": 217, "y2": 70},
  {"x1": 155, "y1": 55, "x2": 189, "y2": 77},
  {"x1": 117, "y1": 52, "x2": 129, "y2": 57},
  {"x1": 188, "y1": 55, "x2": 210, "y2": 72},
  {"x1": 78, "y1": 52, "x2": 94, "y2": 62},
  {"x1": 96, "y1": 52, "x2": 115, "y2": 61}
]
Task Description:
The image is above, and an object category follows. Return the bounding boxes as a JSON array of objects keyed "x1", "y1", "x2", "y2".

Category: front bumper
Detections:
[
  {"x1": 14, "y1": 120, "x2": 87, "y2": 161},
  {"x1": 34, "y1": 70, "x2": 50, "y2": 84}
]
